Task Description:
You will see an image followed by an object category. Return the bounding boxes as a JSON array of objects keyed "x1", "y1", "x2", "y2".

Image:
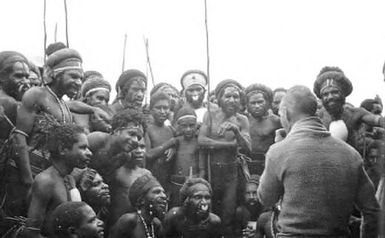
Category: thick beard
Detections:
[
  {"x1": 3, "y1": 79, "x2": 21, "y2": 100},
  {"x1": 147, "y1": 200, "x2": 166, "y2": 220},
  {"x1": 323, "y1": 97, "x2": 345, "y2": 120},
  {"x1": 186, "y1": 94, "x2": 204, "y2": 109}
]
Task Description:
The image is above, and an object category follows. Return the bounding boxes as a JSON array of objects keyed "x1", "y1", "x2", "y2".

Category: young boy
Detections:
[
  {"x1": 145, "y1": 92, "x2": 178, "y2": 193},
  {"x1": 169, "y1": 106, "x2": 205, "y2": 207}
]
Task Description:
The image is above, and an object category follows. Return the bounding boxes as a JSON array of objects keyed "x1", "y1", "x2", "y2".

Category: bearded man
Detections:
[
  {"x1": 109, "y1": 138, "x2": 152, "y2": 227},
  {"x1": 245, "y1": 83, "x2": 281, "y2": 175},
  {"x1": 88, "y1": 108, "x2": 145, "y2": 181},
  {"x1": 12, "y1": 48, "x2": 111, "y2": 192},
  {"x1": 180, "y1": 70, "x2": 213, "y2": 124},
  {"x1": 314, "y1": 66, "x2": 385, "y2": 150},
  {"x1": 108, "y1": 174, "x2": 167, "y2": 238},
  {"x1": 198, "y1": 79, "x2": 251, "y2": 237},
  {"x1": 163, "y1": 178, "x2": 222, "y2": 238},
  {"x1": 110, "y1": 69, "x2": 147, "y2": 114}
]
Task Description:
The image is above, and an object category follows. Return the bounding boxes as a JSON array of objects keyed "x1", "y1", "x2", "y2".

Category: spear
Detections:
[
  {"x1": 54, "y1": 22, "x2": 58, "y2": 43},
  {"x1": 122, "y1": 33, "x2": 127, "y2": 73},
  {"x1": 143, "y1": 36, "x2": 155, "y2": 87},
  {"x1": 64, "y1": 0, "x2": 69, "y2": 47},
  {"x1": 204, "y1": 0, "x2": 212, "y2": 183},
  {"x1": 43, "y1": 0, "x2": 47, "y2": 64}
]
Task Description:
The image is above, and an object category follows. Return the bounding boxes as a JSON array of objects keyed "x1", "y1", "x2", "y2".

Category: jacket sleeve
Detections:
[{"x1": 257, "y1": 149, "x2": 283, "y2": 207}]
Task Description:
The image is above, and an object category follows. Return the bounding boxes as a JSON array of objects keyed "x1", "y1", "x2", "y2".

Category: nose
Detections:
[
  {"x1": 96, "y1": 218, "x2": 104, "y2": 227},
  {"x1": 159, "y1": 190, "x2": 167, "y2": 199},
  {"x1": 102, "y1": 182, "x2": 109, "y2": 190},
  {"x1": 85, "y1": 148, "x2": 92, "y2": 157},
  {"x1": 137, "y1": 90, "x2": 144, "y2": 99},
  {"x1": 74, "y1": 78, "x2": 82, "y2": 87}
]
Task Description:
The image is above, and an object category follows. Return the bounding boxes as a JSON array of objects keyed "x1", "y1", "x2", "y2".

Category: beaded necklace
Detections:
[
  {"x1": 46, "y1": 86, "x2": 72, "y2": 123},
  {"x1": 137, "y1": 210, "x2": 155, "y2": 238}
]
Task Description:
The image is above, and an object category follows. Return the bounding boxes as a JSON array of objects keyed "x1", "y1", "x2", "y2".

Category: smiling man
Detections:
[
  {"x1": 109, "y1": 174, "x2": 167, "y2": 238},
  {"x1": 50, "y1": 201, "x2": 105, "y2": 238},
  {"x1": 314, "y1": 66, "x2": 385, "y2": 150},
  {"x1": 23, "y1": 124, "x2": 92, "y2": 238},
  {"x1": 163, "y1": 178, "x2": 222, "y2": 238}
]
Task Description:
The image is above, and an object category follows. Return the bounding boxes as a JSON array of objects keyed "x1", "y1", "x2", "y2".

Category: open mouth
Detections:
[{"x1": 199, "y1": 204, "x2": 208, "y2": 212}]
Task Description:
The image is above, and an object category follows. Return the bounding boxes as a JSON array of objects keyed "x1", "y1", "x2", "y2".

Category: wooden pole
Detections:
[
  {"x1": 64, "y1": 0, "x2": 69, "y2": 47},
  {"x1": 144, "y1": 36, "x2": 155, "y2": 87},
  {"x1": 122, "y1": 34, "x2": 127, "y2": 73},
  {"x1": 43, "y1": 0, "x2": 47, "y2": 64},
  {"x1": 54, "y1": 22, "x2": 58, "y2": 43}
]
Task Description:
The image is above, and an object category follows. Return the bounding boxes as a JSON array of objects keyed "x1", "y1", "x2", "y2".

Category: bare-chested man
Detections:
[
  {"x1": 0, "y1": 51, "x2": 31, "y2": 222},
  {"x1": 109, "y1": 138, "x2": 151, "y2": 227},
  {"x1": 22, "y1": 124, "x2": 92, "y2": 238},
  {"x1": 13, "y1": 48, "x2": 110, "y2": 192},
  {"x1": 198, "y1": 79, "x2": 251, "y2": 237},
  {"x1": 244, "y1": 84, "x2": 281, "y2": 175},
  {"x1": 314, "y1": 66, "x2": 385, "y2": 150},
  {"x1": 74, "y1": 71, "x2": 112, "y2": 133},
  {"x1": 145, "y1": 92, "x2": 178, "y2": 192},
  {"x1": 163, "y1": 178, "x2": 222, "y2": 238},
  {"x1": 108, "y1": 174, "x2": 167, "y2": 238},
  {"x1": 110, "y1": 69, "x2": 147, "y2": 114},
  {"x1": 88, "y1": 108, "x2": 145, "y2": 180}
]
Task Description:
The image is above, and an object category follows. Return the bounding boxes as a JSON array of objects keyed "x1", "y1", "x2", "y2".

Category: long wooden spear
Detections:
[
  {"x1": 64, "y1": 0, "x2": 69, "y2": 47},
  {"x1": 144, "y1": 36, "x2": 155, "y2": 87},
  {"x1": 54, "y1": 22, "x2": 58, "y2": 43},
  {"x1": 43, "y1": 0, "x2": 47, "y2": 64},
  {"x1": 122, "y1": 34, "x2": 127, "y2": 73},
  {"x1": 204, "y1": 0, "x2": 212, "y2": 184}
]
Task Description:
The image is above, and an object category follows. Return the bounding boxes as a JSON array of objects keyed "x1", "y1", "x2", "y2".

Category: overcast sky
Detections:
[{"x1": 1, "y1": 0, "x2": 385, "y2": 106}]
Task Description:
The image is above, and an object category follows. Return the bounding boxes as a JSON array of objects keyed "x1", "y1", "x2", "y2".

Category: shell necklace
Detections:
[
  {"x1": 137, "y1": 210, "x2": 155, "y2": 238},
  {"x1": 46, "y1": 86, "x2": 72, "y2": 123}
]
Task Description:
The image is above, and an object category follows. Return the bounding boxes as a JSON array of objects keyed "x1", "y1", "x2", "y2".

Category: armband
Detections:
[{"x1": 13, "y1": 129, "x2": 29, "y2": 138}]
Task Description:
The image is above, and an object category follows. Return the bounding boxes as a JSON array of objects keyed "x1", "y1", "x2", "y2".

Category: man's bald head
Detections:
[{"x1": 280, "y1": 85, "x2": 317, "y2": 131}]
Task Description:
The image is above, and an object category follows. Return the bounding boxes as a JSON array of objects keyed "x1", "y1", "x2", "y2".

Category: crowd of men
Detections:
[{"x1": 0, "y1": 42, "x2": 384, "y2": 238}]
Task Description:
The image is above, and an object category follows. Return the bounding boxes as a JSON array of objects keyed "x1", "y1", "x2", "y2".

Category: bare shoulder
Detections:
[
  {"x1": 116, "y1": 213, "x2": 138, "y2": 227},
  {"x1": 33, "y1": 168, "x2": 56, "y2": 190},
  {"x1": 87, "y1": 131, "x2": 109, "y2": 149},
  {"x1": 21, "y1": 86, "x2": 46, "y2": 104},
  {"x1": 165, "y1": 207, "x2": 183, "y2": 220},
  {"x1": 209, "y1": 212, "x2": 221, "y2": 225}
]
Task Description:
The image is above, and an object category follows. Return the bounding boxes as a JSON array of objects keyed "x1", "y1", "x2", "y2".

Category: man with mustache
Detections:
[
  {"x1": 88, "y1": 108, "x2": 145, "y2": 181},
  {"x1": 245, "y1": 84, "x2": 281, "y2": 175},
  {"x1": 0, "y1": 51, "x2": 31, "y2": 223},
  {"x1": 109, "y1": 138, "x2": 152, "y2": 227},
  {"x1": 110, "y1": 69, "x2": 147, "y2": 115},
  {"x1": 235, "y1": 175, "x2": 265, "y2": 238},
  {"x1": 180, "y1": 70, "x2": 211, "y2": 124},
  {"x1": 12, "y1": 48, "x2": 111, "y2": 194},
  {"x1": 314, "y1": 66, "x2": 385, "y2": 150},
  {"x1": 163, "y1": 178, "x2": 222, "y2": 238},
  {"x1": 198, "y1": 79, "x2": 251, "y2": 237},
  {"x1": 109, "y1": 174, "x2": 167, "y2": 238},
  {"x1": 22, "y1": 124, "x2": 92, "y2": 238}
]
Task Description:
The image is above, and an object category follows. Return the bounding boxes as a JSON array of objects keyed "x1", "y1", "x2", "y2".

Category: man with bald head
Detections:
[{"x1": 258, "y1": 85, "x2": 380, "y2": 238}]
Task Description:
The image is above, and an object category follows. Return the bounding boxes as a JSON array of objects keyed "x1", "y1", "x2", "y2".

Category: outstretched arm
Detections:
[{"x1": 66, "y1": 100, "x2": 111, "y2": 122}]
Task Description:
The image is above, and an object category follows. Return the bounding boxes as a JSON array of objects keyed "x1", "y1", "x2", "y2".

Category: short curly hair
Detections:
[
  {"x1": 179, "y1": 178, "x2": 212, "y2": 203},
  {"x1": 47, "y1": 124, "x2": 85, "y2": 159},
  {"x1": 150, "y1": 92, "x2": 170, "y2": 109},
  {"x1": 111, "y1": 108, "x2": 146, "y2": 132},
  {"x1": 49, "y1": 201, "x2": 89, "y2": 238}
]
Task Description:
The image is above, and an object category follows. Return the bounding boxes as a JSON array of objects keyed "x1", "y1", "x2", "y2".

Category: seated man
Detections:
[
  {"x1": 108, "y1": 174, "x2": 167, "y2": 238},
  {"x1": 49, "y1": 201, "x2": 104, "y2": 238},
  {"x1": 235, "y1": 175, "x2": 265, "y2": 238},
  {"x1": 163, "y1": 178, "x2": 222, "y2": 238},
  {"x1": 23, "y1": 124, "x2": 92, "y2": 237}
]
